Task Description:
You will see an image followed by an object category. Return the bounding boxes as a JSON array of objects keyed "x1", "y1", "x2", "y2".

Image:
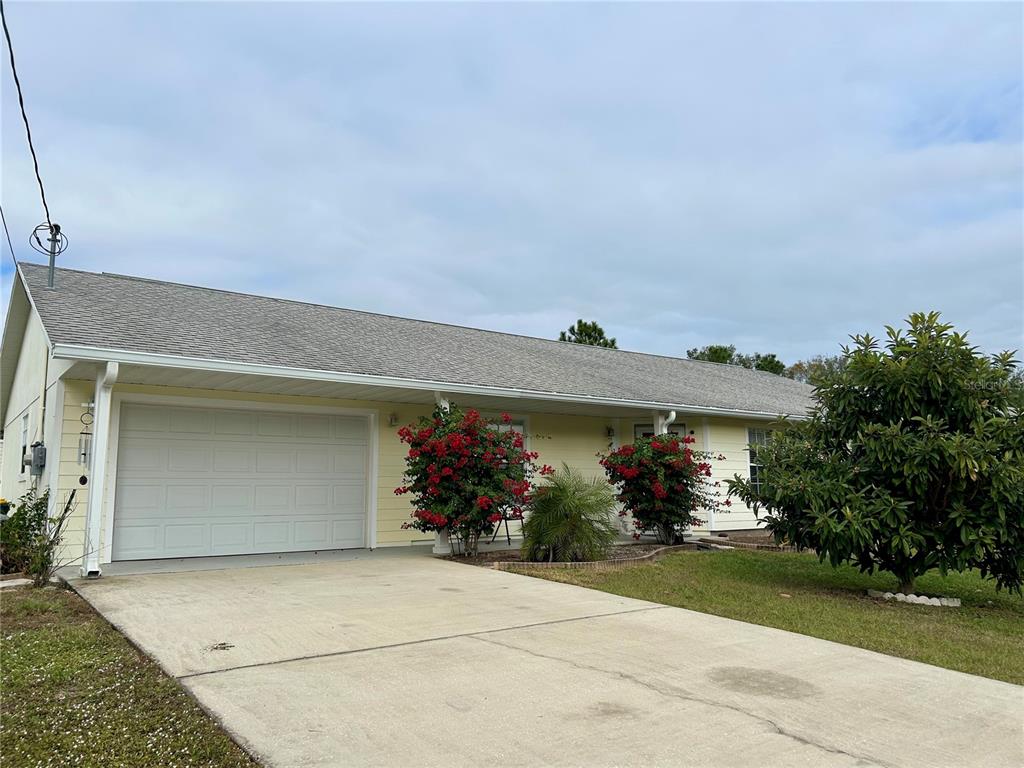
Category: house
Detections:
[{"x1": 0, "y1": 262, "x2": 812, "y2": 574}]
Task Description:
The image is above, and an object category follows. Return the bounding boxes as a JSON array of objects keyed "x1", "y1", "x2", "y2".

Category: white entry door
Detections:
[{"x1": 111, "y1": 402, "x2": 370, "y2": 560}]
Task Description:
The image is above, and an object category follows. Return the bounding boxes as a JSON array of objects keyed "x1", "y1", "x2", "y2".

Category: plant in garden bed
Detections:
[
  {"x1": 396, "y1": 404, "x2": 544, "y2": 556},
  {"x1": 0, "y1": 488, "x2": 78, "y2": 586},
  {"x1": 601, "y1": 434, "x2": 721, "y2": 544},
  {"x1": 522, "y1": 463, "x2": 619, "y2": 562},
  {"x1": 728, "y1": 312, "x2": 1024, "y2": 595}
]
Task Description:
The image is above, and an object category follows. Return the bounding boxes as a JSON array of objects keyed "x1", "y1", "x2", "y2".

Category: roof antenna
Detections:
[{"x1": 30, "y1": 221, "x2": 67, "y2": 288}]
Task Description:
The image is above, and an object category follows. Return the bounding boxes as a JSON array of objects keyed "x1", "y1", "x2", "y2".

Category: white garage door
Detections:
[{"x1": 112, "y1": 402, "x2": 370, "y2": 560}]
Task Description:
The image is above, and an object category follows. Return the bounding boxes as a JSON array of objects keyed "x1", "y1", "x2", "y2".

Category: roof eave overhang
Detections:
[{"x1": 50, "y1": 343, "x2": 808, "y2": 421}]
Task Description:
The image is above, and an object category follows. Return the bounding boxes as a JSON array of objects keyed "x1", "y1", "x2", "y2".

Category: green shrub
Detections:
[
  {"x1": 1, "y1": 488, "x2": 49, "y2": 575},
  {"x1": 522, "y1": 464, "x2": 618, "y2": 562},
  {"x1": 0, "y1": 488, "x2": 76, "y2": 585}
]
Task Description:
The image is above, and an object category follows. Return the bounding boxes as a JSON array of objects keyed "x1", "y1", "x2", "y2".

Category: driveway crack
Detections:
[{"x1": 471, "y1": 634, "x2": 894, "y2": 768}]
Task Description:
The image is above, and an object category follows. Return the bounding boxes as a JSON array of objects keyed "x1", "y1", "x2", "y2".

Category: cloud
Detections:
[{"x1": 1, "y1": 1, "x2": 1021, "y2": 365}]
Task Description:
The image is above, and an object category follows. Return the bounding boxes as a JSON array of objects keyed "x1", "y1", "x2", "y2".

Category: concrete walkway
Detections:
[{"x1": 70, "y1": 555, "x2": 1022, "y2": 768}]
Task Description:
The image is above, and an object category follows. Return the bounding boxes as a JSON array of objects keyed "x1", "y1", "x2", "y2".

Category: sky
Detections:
[{"x1": 1, "y1": 1, "x2": 1021, "y2": 365}]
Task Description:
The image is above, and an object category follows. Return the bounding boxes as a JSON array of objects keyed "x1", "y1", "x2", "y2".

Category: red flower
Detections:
[
  {"x1": 487, "y1": 512, "x2": 502, "y2": 524},
  {"x1": 539, "y1": 464, "x2": 555, "y2": 476},
  {"x1": 477, "y1": 496, "x2": 494, "y2": 510},
  {"x1": 501, "y1": 412, "x2": 512, "y2": 423}
]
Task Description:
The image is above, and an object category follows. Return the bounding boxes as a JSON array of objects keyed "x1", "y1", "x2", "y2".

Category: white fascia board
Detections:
[{"x1": 50, "y1": 343, "x2": 802, "y2": 422}]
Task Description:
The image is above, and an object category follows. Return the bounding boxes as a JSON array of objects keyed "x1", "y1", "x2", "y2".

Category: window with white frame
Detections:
[
  {"x1": 20, "y1": 412, "x2": 30, "y2": 477},
  {"x1": 747, "y1": 427, "x2": 772, "y2": 493},
  {"x1": 634, "y1": 423, "x2": 687, "y2": 439}
]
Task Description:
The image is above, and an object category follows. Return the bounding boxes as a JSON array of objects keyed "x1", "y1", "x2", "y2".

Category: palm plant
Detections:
[{"x1": 522, "y1": 464, "x2": 619, "y2": 562}]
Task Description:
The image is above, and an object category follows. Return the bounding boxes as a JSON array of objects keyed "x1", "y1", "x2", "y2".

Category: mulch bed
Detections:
[{"x1": 445, "y1": 543, "x2": 666, "y2": 568}]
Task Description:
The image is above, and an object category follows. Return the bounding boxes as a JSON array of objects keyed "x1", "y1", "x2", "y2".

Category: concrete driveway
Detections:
[{"x1": 71, "y1": 553, "x2": 1022, "y2": 768}]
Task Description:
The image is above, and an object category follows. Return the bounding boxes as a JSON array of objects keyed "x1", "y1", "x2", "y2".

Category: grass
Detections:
[
  {"x1": 527, "y1": 549, "x2": 1024, "y2": 684},
  {"x1": 1, "y1": 586, "x2": 255, "y2": 768}
]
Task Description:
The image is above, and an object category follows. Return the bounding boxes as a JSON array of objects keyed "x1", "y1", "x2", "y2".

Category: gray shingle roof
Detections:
[{"x1": 19, "y1": 262, "x2": 813, "y2": 416}]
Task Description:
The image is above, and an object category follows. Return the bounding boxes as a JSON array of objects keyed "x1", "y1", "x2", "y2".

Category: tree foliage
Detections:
[
  {"x1": 687, "y1": 345, "x2": 786, "y2": 375},
  {"x1": 728, "y1": 312, "x2": 1024, "y2": 594},
  {"x1": 559, "y1": 319, "x2": 617, "y2": 348},
  {"x1": 522, "y1": 464, "x2": 619, "y2": 562},
  {"x1": 785, "y1": 354, "x2": 847, "y2": 384}
]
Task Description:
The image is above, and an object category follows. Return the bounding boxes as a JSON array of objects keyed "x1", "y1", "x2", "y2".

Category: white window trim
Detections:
[
  {"x1": 19, "y1": 411, "x2": 30, "y2": 481},
  {"x1": 633, "y1": 422, "x2": 688, "y2": 439}
]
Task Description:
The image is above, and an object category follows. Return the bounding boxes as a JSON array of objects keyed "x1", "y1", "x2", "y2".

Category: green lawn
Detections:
[
  {"x1": 0, "y1": 586, "x2": 254, "y2": 768},
  {"x1": 526, "y1": 549, "x2": 1024, "y2": 684}
]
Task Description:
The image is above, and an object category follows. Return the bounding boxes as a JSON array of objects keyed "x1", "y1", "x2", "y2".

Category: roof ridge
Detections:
[{"x1": 17, "y1": 261, "x2": 800, "y2": 383}]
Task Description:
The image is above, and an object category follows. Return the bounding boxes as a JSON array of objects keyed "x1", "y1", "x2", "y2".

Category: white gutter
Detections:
[{"x1": 50, "y1": 343, "x2": 805, "y2": 421}]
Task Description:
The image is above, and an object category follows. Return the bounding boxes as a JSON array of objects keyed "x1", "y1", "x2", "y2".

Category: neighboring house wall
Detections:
[{"x1": 0, "y1": 312, "x2": 49, "y2": 500}]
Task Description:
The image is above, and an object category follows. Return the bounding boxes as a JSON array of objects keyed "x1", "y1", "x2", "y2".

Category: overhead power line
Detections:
[{"x1": 1, "y1": 0, "x2": 54, "y2": 232}]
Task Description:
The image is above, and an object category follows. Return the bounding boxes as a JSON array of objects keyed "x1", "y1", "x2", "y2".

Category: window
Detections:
[
  {"x1": 634, "y1": 423, "x2": 687, "y2": 439},
  {"x1": 20, "y1": 412, "x2": 30, "y2": 477},
  {"x1": 747, "y1": 427, "x2": 772, "y2": 493}
]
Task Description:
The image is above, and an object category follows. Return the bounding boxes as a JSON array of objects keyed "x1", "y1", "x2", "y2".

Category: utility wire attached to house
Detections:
[{"x1": 2, "y1": 0, "x2": 67, "y2": 284}]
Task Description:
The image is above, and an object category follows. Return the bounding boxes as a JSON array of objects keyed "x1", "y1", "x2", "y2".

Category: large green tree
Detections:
[
  {"x1": 687, "y1": 345, "x2": 786, "y2": 375},
  {"x1": 559, "y1": 319, "x2": 617, "y2": 348},
  {"x1": 728, "y1": 312, "x2": 1024, "y2": 594}
]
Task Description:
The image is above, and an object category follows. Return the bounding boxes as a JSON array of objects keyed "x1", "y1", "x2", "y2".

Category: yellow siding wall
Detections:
[
  {"x1": 55, "y1": 379, "x2": 94, "y2": 563},
  {"x1": 0, "y1": 312, "x2": 49, "y2": 498},
  {"x1": 47, "y1": 379, "x2": 767, "y2": 562},
  {"x1": 705, "y1": 418, "x2": 762, "y2": 531}
]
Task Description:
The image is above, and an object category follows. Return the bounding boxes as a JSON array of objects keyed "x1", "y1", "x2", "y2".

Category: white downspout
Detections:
[
  {"x1": 433, "y1": 391, "x2": 450, "y2": 412},
  {"x1": 82, "y1": 362, "x2": 118, "y2": 577},
  {"x1": 653, "y1": 410, "x2": 677, "y2": 435},
  {"x1": 431, "y1": 389, "x2": 452, "y2": 555},
  {"x1": 702, "y1": 416, "x2": 715, "y2": 533}
]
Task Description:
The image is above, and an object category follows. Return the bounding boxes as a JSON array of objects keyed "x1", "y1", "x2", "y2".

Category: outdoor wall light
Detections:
[
  {"x1": 605, "y1": 426, "x2": 615, "y2": 438},
  {"x1": 388, "y1": 412, "x2": 400, "y2": 427}
]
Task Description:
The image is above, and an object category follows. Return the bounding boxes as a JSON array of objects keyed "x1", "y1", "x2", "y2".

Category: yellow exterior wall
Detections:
[
  {"x1": 705, "y1": 418, "x2": 762, "y2": 531},
  {"x1": 54, "y1": 379, "x2": 94, "y2": 564},
  {"x1": 0, "y1": 312, "x2": 49, "y2": 499},
  {"x1": 47, "y1": 379, "x2": 767, "y2": 562}
]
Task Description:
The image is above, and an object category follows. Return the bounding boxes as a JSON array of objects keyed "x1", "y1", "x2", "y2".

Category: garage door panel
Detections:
[
  {"x1": 165, "y1": 523, "x2": 207, "y2": 550},
  {"x1": 256, "y1": 449, "x2": 293, "y2": 473},
  {"x1": 254, "y1": 485, "x2": 291, "y2": 509},
  {"x1": 168, "y1": 445, "x2": 212, "y2": 473},
  {"x1": 297, "y1": 414, "x2": 332, "y2": 439},
  {"x1": 334, "y1": 484, "x2": 365, "y2": 509},
  {"x1": 113, "y1": 403, "x2": 370, "y2": 560},
  {"x1": 335, "y1": 416, "x2": 369, "y2": 440},
  {"x1": 210, "y1": 523, "x2": 250, "y2": 549},
  {"x1": 117, "y1": 441, "x2": 166, "y2": 471},
  {"x1": 120, "y1": 404, "x2": 170, "y2": 433},
  {"x1": 333, "y1": 518, "x2": 365, "y2": 546},
  {"x1": 257, "y1": 414, "x2": 293, "y2": 437},
  {"x1": 169, "y1": 409, "x2": 213, "y2": 434},
  {"x1": 334, "y1": 446, "x2": 367, "y2": 474},
  {"x1": 211, "y1": 485, "x2": 253, "y2": 510},
  {"x1": 213, "y1": 448, "x2": 253, "y2": 473},
  {"x1": 297, "y1": 450, "x2": 332, "y2": 473},
  {"x1": 214, "y1": 411, "x2": 256, "y2": 436},
  {"x1": 254, "y1": 521, "x2": 290, "y2": 548},
  {"x1": 116, "y1": 484, "x2": 164, "y2": 513}
]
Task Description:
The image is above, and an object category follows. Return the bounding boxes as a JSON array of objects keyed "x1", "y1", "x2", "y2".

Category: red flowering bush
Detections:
[
  {"x1": 396, "y1": 404, "x2": 539, "y2": 555},
  {"x1": 600, "y1": 434, "x2": 720, "y2": 544}
]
